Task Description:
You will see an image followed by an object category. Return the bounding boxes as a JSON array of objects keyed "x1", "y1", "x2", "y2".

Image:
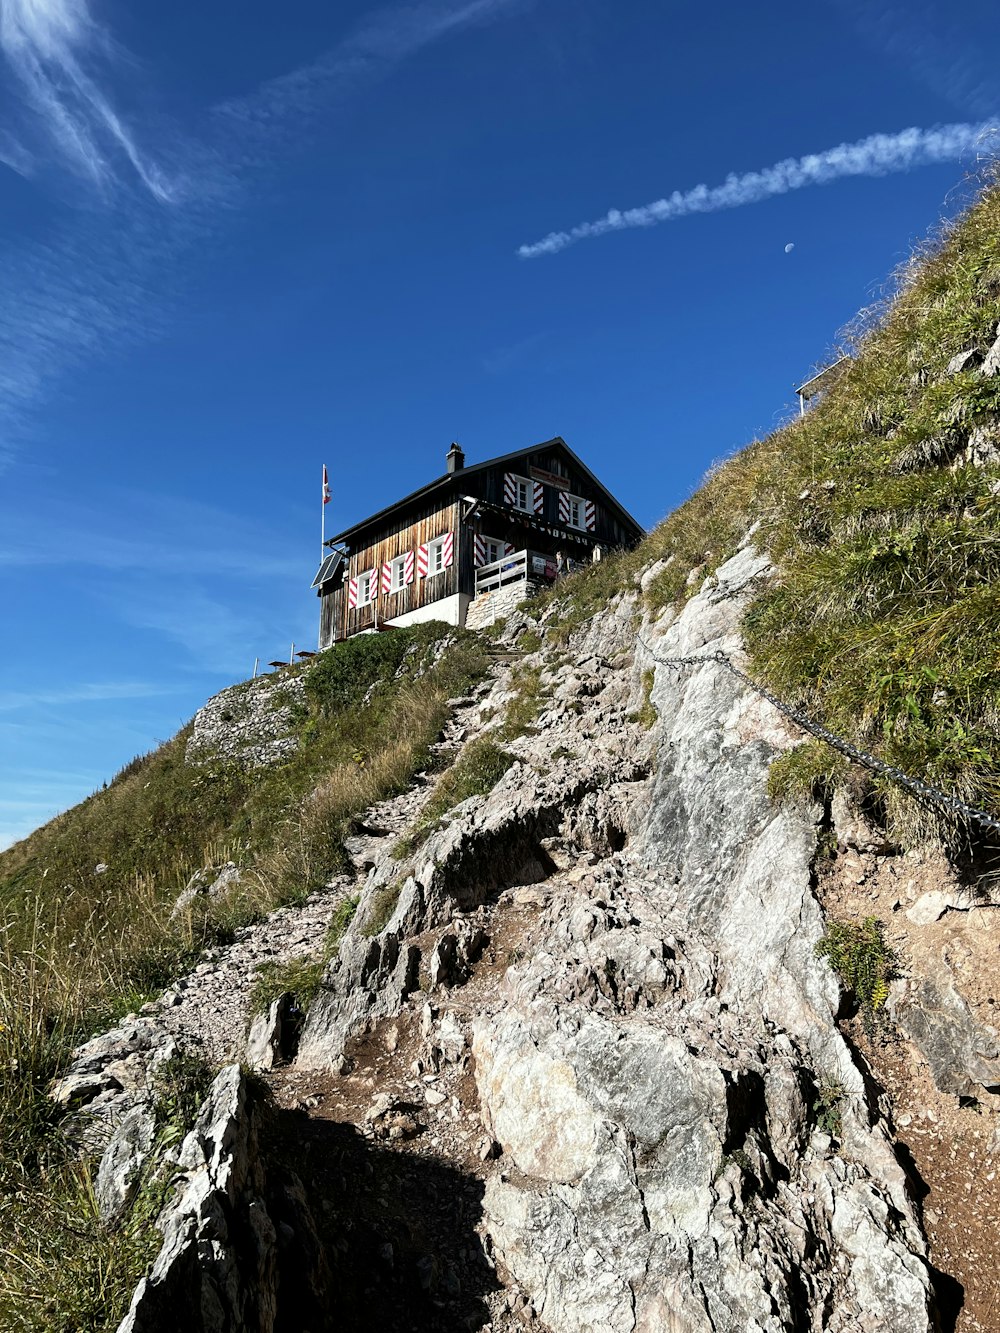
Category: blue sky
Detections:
[{"x1": 1, "y1": 0, "x2": 999, "y2": 849}]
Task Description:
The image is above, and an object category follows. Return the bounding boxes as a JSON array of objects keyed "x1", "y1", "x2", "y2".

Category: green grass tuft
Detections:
[
  {"x1": 815, "y1": 916, "x2": 897, "y2": 1035},
  {"x1": 767, "y1": 741, "x2": 848, "y2": 806},
  {"x1": 393, "y1": 737, "x2": 516, "y2": 859}
]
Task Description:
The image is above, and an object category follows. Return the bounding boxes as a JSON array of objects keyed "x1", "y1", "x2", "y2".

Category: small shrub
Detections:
[
  {"x1": 714, "y1": 1147, "x2": 754, "y2": 1182},
  {"x1": 632, "y1": 670, "x2": 657, "y2": 730},
  {"x1": 361, "y1": 879, "x2": 406, "y2": 938},
  {"x1": 812, "y1": 1080, "x2": 845, "y2": 1139},
  {"x1": 815, "y1": 916, "x2": 897, "y2": 1035},
  {"x1": 500, "y1": 665, "x2": 545, "y2": 739},
  {"x1": 326, "y1": 894, "x2": 360, "y2": 950}
]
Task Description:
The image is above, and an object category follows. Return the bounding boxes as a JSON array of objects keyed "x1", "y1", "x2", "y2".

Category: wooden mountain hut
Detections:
[{"x1": 312, "y1": 436, "x2": 644, "y2": 648}]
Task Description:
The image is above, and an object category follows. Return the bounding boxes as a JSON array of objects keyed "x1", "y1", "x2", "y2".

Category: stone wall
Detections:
[
  {"x1": 465, "y1": 579, "x2": 545, "y2": 631},
  {"x1": 185, "y1": 672, "x2": 307, "y2": 768}
]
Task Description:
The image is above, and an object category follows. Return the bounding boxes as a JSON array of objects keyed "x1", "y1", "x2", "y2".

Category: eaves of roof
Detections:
[{"x1": 328, "y1": 436, "x2": 644, "y2": 546}]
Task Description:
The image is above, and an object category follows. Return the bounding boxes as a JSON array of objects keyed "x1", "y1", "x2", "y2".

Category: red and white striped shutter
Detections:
[
  {"x1": 503, "y1": 472, "x2": 517, "y2": 506},
  {"x1": 348, "y1": 577, "x2": 359, "y2": 609},
  {"x1": 380, "y1": 562, "x2": 392, "y2": 596},
  {"x1": 442, "y1": 531, "x2": 454, "y2": 568},
  {"x1": 504, "y1": 542, "x2": 516, "y2": 557},
  {"x1": 533, "y1": 481, "x2": 544, "y2": 514},
  {"x1": 585, "y1": 500, "x2": 596, "y2": 531},
  {"x1": 558, "y1": 492, "x2": 571, "y2": 524},
  {"x1": 403, "y1": 550, "x2": 415, "y2": 584},
  {"x1": 416, "y1": 543, "x2": 429, "y2": 578},
  {"x1": 474, "y1": 535, "x2": 487, "y2": 567}
]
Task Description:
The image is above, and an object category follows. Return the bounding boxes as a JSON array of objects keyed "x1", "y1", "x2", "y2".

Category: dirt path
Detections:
[
  {"x1": 266, "y1": 882, "x2": 554, "y2": 1332},
  {"x1": 137, "y1": 684, "x2": 503, "y2": 1065},
  {"x1": 818, "y1": 846, "x2": 1000, "y2": 1333}
]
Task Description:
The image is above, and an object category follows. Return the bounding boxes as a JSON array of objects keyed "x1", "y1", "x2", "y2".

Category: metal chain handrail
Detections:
[{"x1": 636, "y1": 634, "x2": 1000, "y2": 835}]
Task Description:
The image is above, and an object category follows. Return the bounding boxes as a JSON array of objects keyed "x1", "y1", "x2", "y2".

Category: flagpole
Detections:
[{"x1": 321, "y1": 463, "x2": 326, "y2": 560}]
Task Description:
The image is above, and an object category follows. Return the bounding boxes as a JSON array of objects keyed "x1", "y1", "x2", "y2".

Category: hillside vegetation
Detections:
[
  {"x1": 0, "y1": 623, "x2": 489, "y2": 1330},
  {"x1": 3, "y1": 176, "x2": 1000, "y2": 1328},
  {"x1": 545, "y1": 178, "x2": 1000, "y2": 846}
]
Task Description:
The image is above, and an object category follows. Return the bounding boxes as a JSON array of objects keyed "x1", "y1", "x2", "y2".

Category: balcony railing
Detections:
[{"x1": 474, "y1": 549, "x2": 557, "y2": 596}]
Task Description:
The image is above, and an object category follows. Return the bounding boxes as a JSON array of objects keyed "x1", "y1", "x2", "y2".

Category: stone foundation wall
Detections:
[{"x1": 466, "y1": 579, "x2": 544, "y2": 631}]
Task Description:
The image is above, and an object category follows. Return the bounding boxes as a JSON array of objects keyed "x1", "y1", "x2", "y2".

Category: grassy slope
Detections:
[
  {"x1": 0, "y1": 623, "x2": 488, "y2": 1331},
  {"x1": 3, "y1": 177, "x2": 1000, "y2": 1327},
  {"x1": 543, "y1": 178, "x2": 1000, "y2": 844}
]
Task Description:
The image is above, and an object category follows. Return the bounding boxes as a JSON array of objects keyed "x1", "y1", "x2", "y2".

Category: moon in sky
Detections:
[{"x1": 784, "y1": 242, "x2": 795, "y2": 254}]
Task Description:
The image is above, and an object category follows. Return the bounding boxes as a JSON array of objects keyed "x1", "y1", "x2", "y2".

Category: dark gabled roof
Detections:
[{"x1": 328, "y1": 436, "x2": 644, "y2": 546}]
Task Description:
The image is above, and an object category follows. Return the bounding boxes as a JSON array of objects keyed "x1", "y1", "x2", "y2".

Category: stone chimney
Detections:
[{"x1": 446, "y1": 442, "x2": 465, "y2": 473}]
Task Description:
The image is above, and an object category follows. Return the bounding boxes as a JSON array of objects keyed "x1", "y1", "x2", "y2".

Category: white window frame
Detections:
[
  {"x1": 388, "y1": 553, "x2": 408, "y2": 594},
  {"x1": 426, "y1": 537, "x2": 448, "y2": 577},
  {"x1": 355, "y1": 567, "x2": 377, "y2": 606},
  {"x1": 509, "y1": 474, "x2": 533, "y2": 513},
  {"x1": 481, "y1": 537, "x2": 505, "y2": 566},
  {"x1": 565, "y1": 492, "x2": 587, "y2": 531}
]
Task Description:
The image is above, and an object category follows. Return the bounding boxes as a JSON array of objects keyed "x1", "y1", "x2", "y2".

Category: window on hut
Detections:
[
  {"x1": 510, "y1": 475, "x2": 532, "y2": 512},
  {"x1": 566, "y1": 493, "x2": 586, "y2": 529},
  {"x1": 426, "y1": 536, "x2": 449, "y2": 575},
  {"x1": 389, "y1": 554, "x2": 408, "y2": 593},
  {"x1": 356, "y1": 568, "x2": 377, "y2": 605}
]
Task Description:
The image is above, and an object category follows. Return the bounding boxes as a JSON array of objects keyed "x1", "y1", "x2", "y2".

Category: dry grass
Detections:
[{"x1": 0, "y1": 622, "x2": 490, "y2": 1327}]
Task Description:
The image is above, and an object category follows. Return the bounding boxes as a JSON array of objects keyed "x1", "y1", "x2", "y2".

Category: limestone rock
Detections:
[
  {"x1": 830, "y1": 789, "x2": 896, "y2": 854},
  {"x1": 171, "y1": 862, "x2": 242, "y2": 921},
  {"x1": 185, "y1": 673, "x2": 306, "y2": 768},
  {"x1": 296, "y1": 930, "x2": 420, "y2": 1069},
  {"x1": 471, "y1": 547, "x2": 934, "y2": 1332},
  {"x1": 964, "y1": 418, "x2": 1000, "y2": 467},
  {"x1": 889, "y1": 975, "x2": 1000, "y2": 1097},
  {"x1": 52, "y1": 1019, "x2": 177, "y2": 1155},
  {"x1": 980, "y1": 324, "x2": 1000, "y2": 377},
  {"x1": 96, "y1": 1104, "x2": 156, "y2": 1222},
  {"x1": 245, "y1": 993, "x2": 299, "y2": 1071},
  {"x1": 906, "y1": 890, "x2": 955, "y2": 925},
  {"x1": 117, "y1": 1066, "x2": 283, "y2": 1333},
  {"x1": 945, "y1": 347, "x2": 981, "y2": 376},
  {"x1": 428, "y1": 923, "x2": 487, "y2": 989}
]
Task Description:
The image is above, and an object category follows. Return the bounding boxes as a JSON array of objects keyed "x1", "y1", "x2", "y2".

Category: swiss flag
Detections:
[{"x1": 322, "y1": 465, "x2": 331, "y2": 505}]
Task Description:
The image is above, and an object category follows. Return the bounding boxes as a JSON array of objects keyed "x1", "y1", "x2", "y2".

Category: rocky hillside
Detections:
[{"x1": 3, "y1": 180, "x2": 1000, "y2": 1332}]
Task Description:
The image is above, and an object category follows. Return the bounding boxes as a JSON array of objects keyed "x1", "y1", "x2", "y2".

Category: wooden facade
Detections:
[{"x1": 316, "y1": 437, "x2": 643, "y2": 647}]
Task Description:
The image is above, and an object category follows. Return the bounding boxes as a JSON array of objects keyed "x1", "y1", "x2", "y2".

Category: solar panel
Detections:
[{"x1": 311, "y1": 551, "x2": 344, "y2": 589}]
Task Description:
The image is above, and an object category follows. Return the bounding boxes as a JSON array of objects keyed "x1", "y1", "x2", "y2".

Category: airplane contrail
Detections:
[{"x1": 518, "y1": 120, "x2": 999, "y2": 259}]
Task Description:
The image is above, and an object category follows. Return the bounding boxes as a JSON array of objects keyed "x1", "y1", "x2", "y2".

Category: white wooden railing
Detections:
[
  {"x1": 475, "y1": 549, "x2": 528, "y2": 595},
  {"x1": 475, "y1": 549, "x2": 560, "y2": 595}
]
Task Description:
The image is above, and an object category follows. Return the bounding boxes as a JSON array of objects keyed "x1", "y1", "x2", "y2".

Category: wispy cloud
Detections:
[
  {"x1": 518, "y1": 121, "x2": 1000, "y2": 259},
  {"x1": 482, "y1": 330, "x2": 550, "y2": 375},
  {"x1": 833, "y1": 0, "x2": 1000, "y2": 122},
  {"x1": 113, "y1": 586, "x2": 292, "y2": 676},
  {"x1": 0, "y1": 767, "x2": 106, "y2": 850},
  {"x1": 0, "y1": 0, "x2": 173, "y2": 199},
  {"x1": 0, "y1": 0, "x2": 530, "y2": 467},
  {"x1": 211, "y1": 0, "x2": 527, "y2": 169},
  {"x1": 0, "y1": 681, "x2": 173, "y2": 712},
  {"x1": 0, "y1": 490, "x2": 303, "y2": 579},
  {"x1": 0, "y1": 491, "x2": 312, "y2": 671}
]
